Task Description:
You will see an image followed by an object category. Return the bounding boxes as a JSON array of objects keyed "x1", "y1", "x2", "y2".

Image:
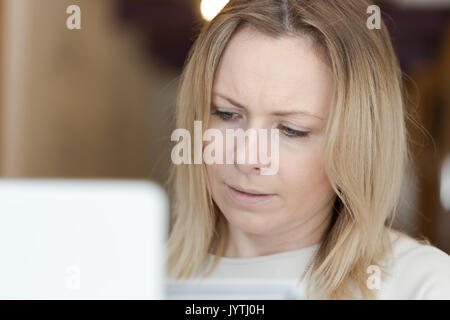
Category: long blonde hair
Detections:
[{"x1": 166, "y1": 0, "x2": 414, "y2": 299}]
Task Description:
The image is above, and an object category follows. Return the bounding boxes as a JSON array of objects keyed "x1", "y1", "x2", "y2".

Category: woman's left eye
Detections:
[{"x1": 278, "y1": 125, "x2": 309, "y2": 138}]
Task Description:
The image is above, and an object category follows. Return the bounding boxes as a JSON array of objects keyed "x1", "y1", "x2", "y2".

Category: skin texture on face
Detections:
[{"x1": 205, "y1": 26, "x2": 337, "y2": 258}]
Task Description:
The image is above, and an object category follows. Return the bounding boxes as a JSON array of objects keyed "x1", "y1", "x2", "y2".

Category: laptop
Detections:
[
  {"x1": 166, "y1": 279, "x2": 307, "y2": 300},
  {"x1": 0, "y1": 178, "x2": 168, "y2": 300}
]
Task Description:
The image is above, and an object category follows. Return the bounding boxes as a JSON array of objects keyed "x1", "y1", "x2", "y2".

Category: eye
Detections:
[
  {"x1": 211, "y1": 108, "x2": 241, "y2": 121},
  {"x1": 278, "y1": 125, "x2": 309, "y2": 138}
]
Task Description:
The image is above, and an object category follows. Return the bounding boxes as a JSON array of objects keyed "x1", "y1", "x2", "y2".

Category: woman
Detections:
[{"x1": 166, "y1": 0, "x2": 450, "y2": 299}]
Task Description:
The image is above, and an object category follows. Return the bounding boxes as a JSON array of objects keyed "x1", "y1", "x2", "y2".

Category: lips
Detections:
[
  {"x1": 229, "y1": 185, "x2": 268, "y2": 195},
  {"x1": 226, "y1": 184, "x2": 275, "y2": 206}
]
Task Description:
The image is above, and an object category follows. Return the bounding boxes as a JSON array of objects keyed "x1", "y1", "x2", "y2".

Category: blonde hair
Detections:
[{"x1": 166, "y1": 0, "x2": 414, "y2": 299}]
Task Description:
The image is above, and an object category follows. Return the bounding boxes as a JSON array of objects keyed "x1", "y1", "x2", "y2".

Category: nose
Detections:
[{"x1": 230, "y1": 129, "x2": 272, "y2": 175}]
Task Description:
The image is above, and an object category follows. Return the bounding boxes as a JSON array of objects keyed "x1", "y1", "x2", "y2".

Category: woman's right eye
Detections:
[{"x1": 211, "y1": 109, "x2": 241, "y2": 121}]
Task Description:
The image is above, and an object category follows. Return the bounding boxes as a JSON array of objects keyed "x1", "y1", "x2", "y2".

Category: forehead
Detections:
[{"x1": 212, "y1": 26, "x2": 334, "y2": 119}]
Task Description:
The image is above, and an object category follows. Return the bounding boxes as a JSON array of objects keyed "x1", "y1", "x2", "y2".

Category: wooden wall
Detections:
[{"x1": 0, "y1": 0, "x2": 176, "y2": 185}]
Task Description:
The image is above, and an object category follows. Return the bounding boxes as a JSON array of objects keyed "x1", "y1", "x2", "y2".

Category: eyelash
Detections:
[
  {"x1": 211, "y1": 109, "x2": 240, "y2": 121},
  {"x1": 211, "y1": 109, "x2": 309, "y2": 138}
]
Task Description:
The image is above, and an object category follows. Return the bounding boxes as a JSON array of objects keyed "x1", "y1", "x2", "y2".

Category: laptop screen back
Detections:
[{"x1": 0, "y1": 179, "x2": 168, "y2": 299}]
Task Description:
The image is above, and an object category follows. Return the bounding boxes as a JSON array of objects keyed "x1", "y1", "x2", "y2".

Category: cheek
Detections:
[
  {"x1": 205, "y1": 163, "x2": 228, "y2": 193},
  {"x1": 277, "y1": 145, "x2": 332, "y2": 197}
]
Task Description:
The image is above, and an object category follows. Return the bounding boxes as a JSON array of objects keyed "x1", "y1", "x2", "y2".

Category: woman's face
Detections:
[{"x1": 205, "y1": 26, "x2": 336, "y2": 238}]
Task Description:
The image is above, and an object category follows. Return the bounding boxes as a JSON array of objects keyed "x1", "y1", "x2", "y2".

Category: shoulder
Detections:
[{"x1": 378, "y1": 229, "x2": 450, "y2": 299}]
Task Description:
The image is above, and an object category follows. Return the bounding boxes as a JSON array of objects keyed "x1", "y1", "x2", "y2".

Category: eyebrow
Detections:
[{"x1": 213, "y1": 93, "x2": 324, "y2": 121}]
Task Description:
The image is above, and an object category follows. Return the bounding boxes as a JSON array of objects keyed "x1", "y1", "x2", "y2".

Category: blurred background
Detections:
[{"x1": 0, "y1": 0, "x2": 449, "y2": 253}]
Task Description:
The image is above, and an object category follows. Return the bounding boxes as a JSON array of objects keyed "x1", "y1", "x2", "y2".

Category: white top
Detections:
[{"x1": 196, "y1": 230, "x2": 450, "y2": 299}]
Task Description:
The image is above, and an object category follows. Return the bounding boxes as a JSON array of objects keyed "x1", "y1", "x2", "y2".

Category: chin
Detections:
[{"x1": 223, "y1": 209, "x2": 277, "y2": 235}]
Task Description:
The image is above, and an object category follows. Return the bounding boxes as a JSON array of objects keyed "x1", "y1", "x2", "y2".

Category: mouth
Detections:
[{"x1": 226, "y1": 184, "x2": 275, "y2": 206}]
